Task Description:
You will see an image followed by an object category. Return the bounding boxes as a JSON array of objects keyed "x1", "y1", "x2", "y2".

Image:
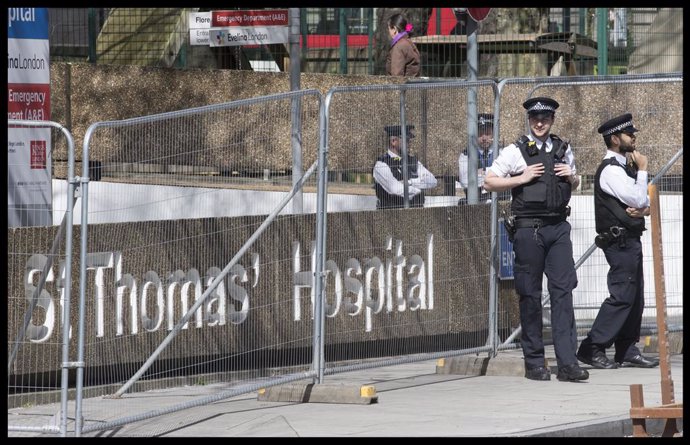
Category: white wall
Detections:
[{"x1": 52, "y1": 180, "x2": 378, "y2": 224}]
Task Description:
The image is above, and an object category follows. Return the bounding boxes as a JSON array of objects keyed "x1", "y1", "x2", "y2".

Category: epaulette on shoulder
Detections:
[
  {"x1": 551, "y1": 134, "x2": 568, "y2": 159},
  {"x1": 606, "y1": 157, "x2": 623, "y2": 167},
  {"x1": 515, "y1": 135, "x2": 530, "y2": 146}
]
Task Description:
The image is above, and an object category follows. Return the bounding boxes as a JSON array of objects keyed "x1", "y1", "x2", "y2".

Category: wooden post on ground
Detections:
[
  {"x1": 629, "y1": 384, "x2": 648, "y2": 437},
  {"x1": 628, "y1": 183, "x2": 683, "y2": 437}
]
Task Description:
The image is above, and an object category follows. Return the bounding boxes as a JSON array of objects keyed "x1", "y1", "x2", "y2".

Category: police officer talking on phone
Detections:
[
  {"x1": 576, "y1": 113, "x2": 658, "y2": 369},
  {"x1": 484, "y1": 97, "x2": 588, "y2": 382}
]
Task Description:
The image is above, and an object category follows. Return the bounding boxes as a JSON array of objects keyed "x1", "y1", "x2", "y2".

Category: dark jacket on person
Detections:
[{"x1": 386, "y1": 35, "x2": 420, "y2": 77}]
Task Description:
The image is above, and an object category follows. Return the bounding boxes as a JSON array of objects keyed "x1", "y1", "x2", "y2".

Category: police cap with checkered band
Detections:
[
  {"x1": 597, "y1": 113, "x2": 639, "y2": 137},
  {"x1": 477, "y1": 113, "x2": 494, "y2": 130},
  {"x1": 384, "y1": 124, "x2": 416, "y2": 139},
  {"x1": 522, "y1": 97, "x2": 559, "y2": 117}
]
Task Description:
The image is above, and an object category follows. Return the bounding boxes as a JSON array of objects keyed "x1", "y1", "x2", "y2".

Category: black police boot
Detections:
[
  {"x1": 556, "y1": 364, "x2": 589, "y2": 382},
  {"x1": 524, "y1": 366, "x2": 551, "y2": 381}
]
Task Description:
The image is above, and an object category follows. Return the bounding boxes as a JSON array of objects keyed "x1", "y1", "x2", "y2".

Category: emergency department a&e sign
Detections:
[{"x1": 208, "y1": 9, "x2": 288, "y2": 47}]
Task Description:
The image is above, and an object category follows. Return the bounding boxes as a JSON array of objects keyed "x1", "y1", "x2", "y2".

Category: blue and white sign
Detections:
[
  {"x1": 498, "y1": 219, "x2": 515, "y2": 280},
  {"x1": 8, "y1": 7, "x2": 49, "y2": 39}
]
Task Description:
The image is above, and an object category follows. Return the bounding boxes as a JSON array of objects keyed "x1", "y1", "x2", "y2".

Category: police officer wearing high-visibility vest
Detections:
[
  {"x1": 484, "y1": 97, "x2": 588, "y2": 382},
  {"x1": 373, "y1": 124, "x2": 437, "y2": 210},
  {"x1": 576, "y1": 113, "x2": 659, "y2": 370}
]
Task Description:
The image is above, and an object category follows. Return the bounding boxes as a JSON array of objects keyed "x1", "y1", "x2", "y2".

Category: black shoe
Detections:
[
  {"x1": 556, "y1": 364, "x2": 589, "y2": 382},
  {"x1": 525, "y1": 366, "x2": 551, "y2": 381},
  {"x1": 576, "y1": 351, "x2": 618, "y2": 369},
  {"x1": 618, "y1": 354, "x2": 659, "y2": 368}
]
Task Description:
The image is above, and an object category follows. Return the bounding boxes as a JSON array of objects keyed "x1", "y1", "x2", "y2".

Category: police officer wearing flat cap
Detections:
[
  {"x1": 576, "y1": 113, "x2": 659, "y2": 370},
  {"x1": 373, "y1": 124, "x2": 437, "y2": 209},
  {"x1": 457, "y1": 113, "x2": 497, "y2": 204},
  {"x1": 484, "y1": 97, "x2": 588, "y2": 382}
]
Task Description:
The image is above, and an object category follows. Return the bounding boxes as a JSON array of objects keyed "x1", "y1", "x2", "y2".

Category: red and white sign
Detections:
[
  {"x1": 7, "y1": 7, "x2": 53, "y2": 227},
  {"x1": 209, "y1": 9, "x2": 289, "y2": 47},
  {"x1": 212, "y1": 9, "x2": 288, "y2": 27},
  {"x1": 31, "y1": 140, "x2": 47, "y2": 169},
  {"x1": 7, "y1": 83, "x2": 50, "y2": 121}
]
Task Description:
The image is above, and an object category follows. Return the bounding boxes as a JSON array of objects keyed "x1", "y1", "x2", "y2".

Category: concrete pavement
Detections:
[{"x1": 7, "y1": 345, "x2": 683, "y2": 437}]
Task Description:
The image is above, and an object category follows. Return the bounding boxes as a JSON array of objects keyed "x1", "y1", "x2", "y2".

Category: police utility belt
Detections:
[
  {"x1": 595, "y1": 226, "x2": 639, "y2": 249},
  {"x1": 513, "y1": 214, "x2": 567, "y2": 229},
  {"x1": 503, "y1": 208, "x2": 569, "y2": 242}
]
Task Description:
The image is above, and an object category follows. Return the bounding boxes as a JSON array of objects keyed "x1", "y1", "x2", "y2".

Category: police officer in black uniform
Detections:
[
  {"x1": 373, "y1": 124, "x2": 437, "y2": 210},
  {"x1": 576, "y1": 113, "x2": 659, "y2": 369},
  {"x1": 484, "y1": 97, "x2": 588, "y2": 382}
]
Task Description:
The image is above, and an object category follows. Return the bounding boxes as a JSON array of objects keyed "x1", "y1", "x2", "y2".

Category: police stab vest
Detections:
[
  {"x1": 510, "y1": 134, "x2": 571, "y2": 218},
  {"x1": 593, "y1": 157, "x2": 646, "y2": 235},
  {"x1": 374, "y1": 153, "x2": 425, "y2": 209}
]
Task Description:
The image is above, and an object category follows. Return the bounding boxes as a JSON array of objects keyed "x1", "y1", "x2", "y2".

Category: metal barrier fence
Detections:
[
  {"x1": 314, "y1": 73, "x2": 683, "y2": 376},
  {"x1": 7, "y1": 73, "x2": 683, "y2": 436},
  {"x1": 317, "y1": 80, "x2": 507, "y2": 379},
  {"x1": 7, "y1": 120, "x2": 78, "y2": 436},
  {"x1": 47, "y1": 8, "x2": 683, "y2": 77},
  {"x1": 75, "y1": 89, "x2": 323, "y2": 435},
  {"x1": 494, "y1": 74, "x2": 683, "y2": 333}
]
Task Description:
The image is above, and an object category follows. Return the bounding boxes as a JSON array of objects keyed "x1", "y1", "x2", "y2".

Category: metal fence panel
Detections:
[
  {"x1": 317, "y1": 81, "x2": 513, "y2": 374},
  {"x1": 7, "y1": 120, "x2": 77, "y2": 436},
  {"x1": 496, "y1": 74, "x2": 683, "y2": 331}
]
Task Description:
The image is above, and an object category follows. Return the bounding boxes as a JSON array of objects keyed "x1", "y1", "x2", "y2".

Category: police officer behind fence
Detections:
[
  {"x1": 576, "y1": 113, "x2": 659, "y2": 369},
  {"x1": 484, "y1": 97, "x2": 588, "y2": 382},
  {"x1": 457, "y1": 113, "x2": 496, "y2": 205},
  {"x1": 457, "y1": 113, "x2": 512, "y2": 205},
  {"x1": 373, "y1": 124, "x2": 437, "y2": 210}
]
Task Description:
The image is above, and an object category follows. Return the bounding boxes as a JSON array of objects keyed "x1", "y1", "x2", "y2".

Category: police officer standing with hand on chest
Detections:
[
  {"x1": 576, "y1": 113, "x2": 659, "y2": 370},
  {"x1": 484, "y1": 97, "x2": 588, "y2": 382}
]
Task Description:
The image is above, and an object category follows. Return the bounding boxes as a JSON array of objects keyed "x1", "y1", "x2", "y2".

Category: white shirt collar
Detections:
[
  {"x1": 605, "y1": 149, "x2": 627, "y2": 165},
  {"x1": 527, "y1": 132, "x2": 552, "y2": 151}
]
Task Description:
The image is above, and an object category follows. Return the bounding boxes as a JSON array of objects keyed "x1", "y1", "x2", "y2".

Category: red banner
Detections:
[
  {"x1": 212, "y1": 9, "x2": 288, "y2": 27},
  {"x1": 7, "y1": 83, "x2": 51, "y2": 121}
]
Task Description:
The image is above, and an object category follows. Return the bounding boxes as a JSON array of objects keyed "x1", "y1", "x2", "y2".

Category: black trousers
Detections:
[
  {"x1": 512, "y1": 221, "x2": 579, "y2": 369},
  {"x1": 580, "y1": 237, "x2": 644, "y2": 362}
]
